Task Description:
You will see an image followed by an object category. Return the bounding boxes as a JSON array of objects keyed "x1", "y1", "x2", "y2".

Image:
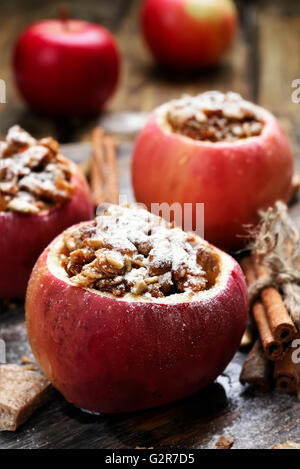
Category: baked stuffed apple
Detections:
[
  {"x1": 131, "y1": 91, "x2": 294, "y2": 251},
  {"x1": 26, "y1": 204, "x2": 248, "y2": 414},
  {"x1": 0, "y1": 126, "x2": 94, "y2": 298}
]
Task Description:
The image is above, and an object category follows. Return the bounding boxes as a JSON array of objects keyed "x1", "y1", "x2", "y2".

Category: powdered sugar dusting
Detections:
[
  {"x1": 61, "y1": 205, "x2": 220, "y2": 298},
  {"x1": 164, "y1": 91, "x2": 264, "y2": 142}
]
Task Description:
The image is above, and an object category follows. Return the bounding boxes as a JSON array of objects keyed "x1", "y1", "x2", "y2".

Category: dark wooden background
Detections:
[{"x1": 1, "y1": 0, "x2": 300, "y2": 449}]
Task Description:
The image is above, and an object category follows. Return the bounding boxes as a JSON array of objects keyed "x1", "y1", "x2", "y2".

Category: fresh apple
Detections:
[
  {"x1": 0, "y1": 159, "x2": 94, "y2": 298},
  {"x1": 141, "y1": 0, "x2": 238, "y2": 69},
  {"x1": 26, "y1": 216, "x2": 248, "y2": 414},
  {"x1": 131, "y1": 93, "x2": 294, "y2": 252},
  {"x1": 13, "y1": 19, "x2": 120, "y2": 116}
]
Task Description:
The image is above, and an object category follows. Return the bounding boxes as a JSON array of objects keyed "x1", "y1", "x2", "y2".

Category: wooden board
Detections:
[{"x1": 1, "y1": 0, "x2": 300, "y2": 449}]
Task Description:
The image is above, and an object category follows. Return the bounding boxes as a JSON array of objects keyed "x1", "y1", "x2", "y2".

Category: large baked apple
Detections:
[
  {"x1": 131, "y1": 91, "x2": 294, "y2": 251},
  {"x1": 0, "y1": 126, "x2": 94, "y2": 298},
  {"x1": 26, "y1": 204, "x2": 248, "y2": 414}
]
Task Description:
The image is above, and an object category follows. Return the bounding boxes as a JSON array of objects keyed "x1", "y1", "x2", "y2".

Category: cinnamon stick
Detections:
[
  {"x1": 240, "y1": 256, "x2": 256, "y2": 286},
  {"x1": 274, "y1": 347, "x2": 299, "y2": 393},
  {"x1": 90, "y1": 127, "x2": 119, "y2": 207},
  {"x1": 252, "y1": 301, "x2": 284, "y2": 361},
  {"x1": 103, "y1": 136, "x2": 119, "y2": 205},
  {"x1": 240, "y1": 339, "x2": 273, "y2": 392},
  {"x1": 240, "y1": 257, "x2": 284, "y2": 360},
  {"x1": 255, "y1": 264, "x2": 298, "y2": 344},
  {"x1": 90, "y1": 127, "x2": 106, "y2": 206}
]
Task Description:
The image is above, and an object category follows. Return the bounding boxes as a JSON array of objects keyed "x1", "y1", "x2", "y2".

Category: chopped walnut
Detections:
[
  {"x1": 95, "y1": 249, "x2": 125, "y2": 276},
  {"x1": 0, "y1": 126, "x2": 74, "y2": 214},
  {"x1": 176, "y1": 273, "x2": 207, "y2": 293},
  {"x1": 148, "y1": 244, "x2": 172, "y2": 275},
  {"x1": 7, "y1": 196, "x2": 40, "y2": 214},
  {"x1": 6, "y1": 126, "x2": 36, "y2": 151},
  {"x1": 0, "y1": 194, "x2": 10, "y2": 211},
  {"x1": 61, "y1": 205, "x2": 220, "y2": 299},
  {"x1": 39, "y1": 137, "x2": 60, "y2": 154},
  {"x1": 166, "y1": 91, "x2": 264, "y2": 142},
  {"x1": 271, "y1": 441, "x2": 300, "y2": 450},
  {"x1": 62, "y1": 247, "x2": 95, "y2": 276},
  {"x1": 196, "y1": 246, "x2": 220, "y2": 287},
  {"x1": 132, "y1": 278, "x2": 148, "y2": 296},
  {"x1": 215, "y1": 435, "x2": 235, "y2": 449}
]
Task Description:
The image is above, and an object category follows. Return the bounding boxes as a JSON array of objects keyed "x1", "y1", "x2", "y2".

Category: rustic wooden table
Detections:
[{"x1": 0, "y1": 0, "x2": 300, "y2": 449}]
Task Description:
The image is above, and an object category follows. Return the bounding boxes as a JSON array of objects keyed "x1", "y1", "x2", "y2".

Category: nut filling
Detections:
[
  {"x1": 61, "y1": 205, "x2": 220, "y2": 298},
  {"x1": 166, "y1": 91, "x2": 264, "y2": 142},
  {"x1": 0, "y1": 126, "x2": 74, "y2": 213}
]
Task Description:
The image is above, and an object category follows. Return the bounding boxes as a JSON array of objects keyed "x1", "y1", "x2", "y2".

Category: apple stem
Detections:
[{"x1": 58, "y1": 5, "x2": 69, "y2": 29}]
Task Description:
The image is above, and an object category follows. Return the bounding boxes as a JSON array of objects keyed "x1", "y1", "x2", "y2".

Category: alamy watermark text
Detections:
[
  {"x1": 0, "y1": 339, "x2": 6, "y2": 363},
  {"x1": 0, "y1": 79, "x2": 6, "y2": 104},
  {"x1": 291, "y1": 79, "x2": 300, "y2": 103}
]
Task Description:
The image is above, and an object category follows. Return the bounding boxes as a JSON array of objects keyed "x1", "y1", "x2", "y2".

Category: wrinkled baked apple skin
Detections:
[
  {"x1": 0, "y1": 162, "x2": 93, "y2": 298},
  {"x1": 141, "y1": 0, "x2": 238, "y2": 69},
  {"x1": 131, "y1": 109, "x2": 293, "y2": 252},
  {"x1": 26, "y1": 238, "x2": 247, "y2": 414}
]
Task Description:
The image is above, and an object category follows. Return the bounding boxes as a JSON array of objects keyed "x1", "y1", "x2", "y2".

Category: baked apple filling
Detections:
[
  {"x1": 166, "y1": 91, "x2": 264, "y2": 142},
  {"x1": 61, "y1": 205, "x2": 219, "y2": 298},
  {"x1": 0, "y1": 126, "x2": 74, "y2": 213}
]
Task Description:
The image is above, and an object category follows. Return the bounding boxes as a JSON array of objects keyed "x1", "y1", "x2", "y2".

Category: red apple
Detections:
[
  {"x1": 0, "y1": 159, "x2": 94, "y2": 299},
  {"x1": 141, "y1": 0, "x2": 238, "y2": 69},
  {"x1": 131, "y1": 93, "x2": 294, "y2": 252},
  {"x1": 26, "y1": 219, "x2": 248, "y2": 414},
  {"x1": 13, "y1": 19, "x2": 120, "y2": 116}
]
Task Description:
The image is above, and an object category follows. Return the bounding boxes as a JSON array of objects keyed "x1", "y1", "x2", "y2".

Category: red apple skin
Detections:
[
  {"x1": 26, "y1": 232, "x2": 248, "y2": 414},
  {"x1": 141, "y1": 0, "x2": 238, "y2": 69},
  {"x1": 131, "y1": 107, "x2": 294, "y2": 252},
  {"x1": 0, "y1": 161, "x2": 94, "y2": 299},
  {"x1": 13, "y1": 20, "x2": 120, "y2": 116}
]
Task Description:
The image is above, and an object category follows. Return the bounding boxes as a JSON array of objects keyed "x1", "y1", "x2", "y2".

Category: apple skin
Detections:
[
  {"x1": 131, "y1": 106, "x2": 294, "y2": 252},
  {"x1": 0, "y1": 160, "x2": 94, "y2": 299},
  {"x1": 26, "y1": 231, "x2": 248, "y2": 414},
  {"x1": 141, "y1": 0, "x2": 238, "y2": 69},
  {"x1": 13, "y1": 20, "x2": 120, "y2": 116}
]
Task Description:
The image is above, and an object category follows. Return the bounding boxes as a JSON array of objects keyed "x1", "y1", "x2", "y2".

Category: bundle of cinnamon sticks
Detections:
[
  {"x1": 240, "y1": 255, "x2": 299, "y2": 394},
  {"x1": 89, "y1": 127, "x2": 119, "y2": 207}
]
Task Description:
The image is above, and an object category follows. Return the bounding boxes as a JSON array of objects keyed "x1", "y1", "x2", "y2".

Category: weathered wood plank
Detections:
[{"x1": 257, "y1": 3, "x2": 300, "y2": 170}]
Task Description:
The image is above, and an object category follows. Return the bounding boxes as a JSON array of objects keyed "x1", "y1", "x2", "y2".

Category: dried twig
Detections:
[{"x1": 247, "y1": 202, "x2": 300, "y2": 331}]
